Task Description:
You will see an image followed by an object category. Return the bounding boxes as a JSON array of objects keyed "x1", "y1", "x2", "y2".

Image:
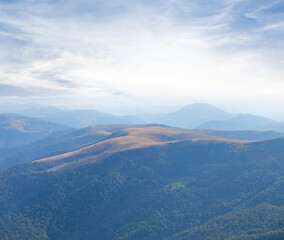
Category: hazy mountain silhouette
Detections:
[
  {"x1": 139, "y1": 103, "x2": 233, "y2": 128},
  {"x1": 20, "y1": 106, "x2": 63, "y2": 117},
  {"x1": 197, "y1": 113, "x2": 284, "y2": 132},
  {"x1": 41, "y1": 109, "x2": 143, "y2": 128},
  {"x1": 0, "y1": 103, "x2": 143, "y2": 128},
  {"x1": 2, "y1": 102, "x2": 284, "y2": 132},
  {"x1": 139, "y1": 103, "x2": 284, "y2": 132}
]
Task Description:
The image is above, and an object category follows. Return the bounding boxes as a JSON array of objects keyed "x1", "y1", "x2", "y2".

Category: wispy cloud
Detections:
[
  {"x1": 0, "y1": 83, "x2": 68, "y2": 98},
  {"x1": 0, "y1": 0, "x2": 283, "y2": 117}
]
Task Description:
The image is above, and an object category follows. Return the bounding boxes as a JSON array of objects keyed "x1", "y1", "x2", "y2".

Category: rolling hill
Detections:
[
  {"x1": 0, "y1": 113, "x2": 71, "y2": 148},
  {"x1": 34, "y1": 126, "x2": 220, "y2": 171},
  {"x1": 0, "y1": 124, "x2": 136, "y2": 170},
  {"x1": 1, "y1": 125, "x2": 284, "y2": 170},
  {"x1": 192, "y1": 129, "x2": 284, "y2": 141},
  {"x1": 0, "y1": 126, "x2": 283, "y2": 239}
]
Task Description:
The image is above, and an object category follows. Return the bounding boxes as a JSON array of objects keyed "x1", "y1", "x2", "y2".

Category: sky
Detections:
[{"x1": 0, "y1": 0, "x2": 283, "y2": 118}]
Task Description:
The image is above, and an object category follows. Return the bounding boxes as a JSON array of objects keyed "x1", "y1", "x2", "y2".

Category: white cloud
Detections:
[{"x1": 0, "y1": 0, "x2": 283, "y2": 118}]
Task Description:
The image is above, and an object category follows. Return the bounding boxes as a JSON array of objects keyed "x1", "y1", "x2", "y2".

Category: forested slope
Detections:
[{"x1": 0, "y1": 129, "x2": 283, "y2": 239}]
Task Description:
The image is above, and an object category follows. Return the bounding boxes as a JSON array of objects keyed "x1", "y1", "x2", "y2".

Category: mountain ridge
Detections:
[
  {"x1": 0, "y1": 113, "x2": 71, "y2": 148},
  {"x1": 0, "y1": 131, "x2": 283, "y2": 239},
  {"x1": 1, "y1": 124, "x2": 284, "y2": 171},
  {"x1": 2, "y1": 102, "x2": 284, "y2": 132}
]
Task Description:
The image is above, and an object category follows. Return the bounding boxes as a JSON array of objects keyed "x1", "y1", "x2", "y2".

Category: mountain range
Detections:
[
  {"x1": 0, "y1": 125, "x2": 283, "y2": 239},
  {"x1": 138, "y1": 103, "x2": 284, "y2": 132},
  {"x1": 1, "y1": 102, "x2": 284, "y2": 132},
  {"x1": 0, "y1": 103, "x2": 143, "y2": 128},
  {"x1": 0, "y1": 103, "x2": 283, "y2": 239}
]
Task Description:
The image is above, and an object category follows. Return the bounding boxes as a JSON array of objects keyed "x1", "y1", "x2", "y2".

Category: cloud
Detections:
[
  {"x1": 0, "y1": 0, "x2": 283, "y2": 117},
  {"x1": 0, "y1": 84, "x2": 32, "y2": 97},
  {"x1": 0, "y1": 83, "x2": 68, "y2": 98}
]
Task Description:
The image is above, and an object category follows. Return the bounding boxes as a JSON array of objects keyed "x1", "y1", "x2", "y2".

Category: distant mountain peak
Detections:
[
  {"x1": 154, "y1": 103, "x2": 233, "y2": 129},
  {"x1": 178, "y1": 103, "x2": 228, "y2": 112},
  {"x1": 186, "y1": 102, "x2": 215, "y2": 107}
]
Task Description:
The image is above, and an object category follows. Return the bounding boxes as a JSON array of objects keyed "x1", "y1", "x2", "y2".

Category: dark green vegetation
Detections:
[
  {"x1": 0, "y1": 126, "x2": 283, "y2": 240},
  {"x1": 192, "y1": 129, "x2": 284, "y2": 141},
  {"x1": 0, "y1": 113, "x2": 71, "y2": 148}
]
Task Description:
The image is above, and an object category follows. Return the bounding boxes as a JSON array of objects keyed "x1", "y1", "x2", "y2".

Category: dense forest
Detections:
[{"x1": 0, "y1": 127, "x2": 283, "y2": 239}]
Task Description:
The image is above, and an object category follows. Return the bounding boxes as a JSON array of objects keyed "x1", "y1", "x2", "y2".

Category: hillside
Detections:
[
  {"x1": 0, "y1": 127, "x2": 283, "y2": 239},
  {"x1": 34, "y1": 126, "x2": 218, "y2": 171},
  {"x1": 1, "y1": 125, "x2": 283, "y2": 170},
  {"x1": 193, "y1": 129, "x2": 284, "y2": 141},
  {"x1": 0, "y1": 124, "x2": 134, "y2": 170},
  {"x1": 0, "y1": 113, "x2": 71, "y2": 148}
]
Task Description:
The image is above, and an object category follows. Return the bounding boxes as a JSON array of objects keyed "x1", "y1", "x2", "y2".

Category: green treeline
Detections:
[{"x1": 0, "y1": 139, "x2": 283, "y2": 239}]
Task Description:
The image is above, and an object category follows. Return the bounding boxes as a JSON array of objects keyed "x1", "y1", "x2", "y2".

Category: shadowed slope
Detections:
[
  {"x1": 0, "y1": 136, "x2": 283, "y2": 240},
  {"x1": 35, "y1": 126, "x2": 239, "y2": 171},
  {"x1": 193, "y1": 129, "x2": 284, "y2": 141},
  {"x1": 0, "y1": 113, "x2": 71, "y2": 147},
  {"x1": 0, "y1": 124, "x2": 134, "y2": 170},
  {"x1": 2, "y1": 124, "x2": 283, "y2": 171}
]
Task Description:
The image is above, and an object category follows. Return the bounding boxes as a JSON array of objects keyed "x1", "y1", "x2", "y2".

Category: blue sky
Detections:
[{"x1": 0, "y1": 0, "x2": 283, "y2": 118}]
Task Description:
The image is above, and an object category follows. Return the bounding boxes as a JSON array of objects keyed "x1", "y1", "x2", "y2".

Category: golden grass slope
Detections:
[{"x1": 35, "y1": 126, "x2": 244, "y2": 171}]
